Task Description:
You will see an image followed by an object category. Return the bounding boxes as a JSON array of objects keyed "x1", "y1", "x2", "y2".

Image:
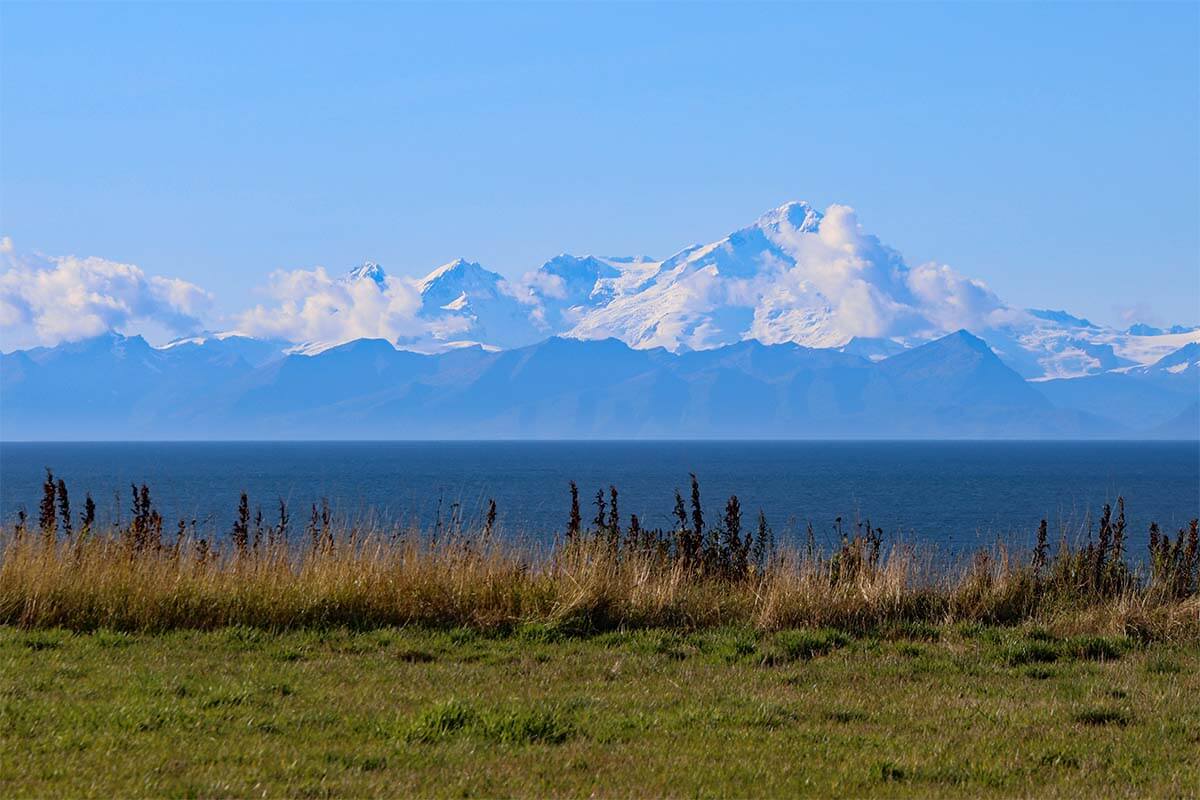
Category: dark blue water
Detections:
[{"x1": 1, "y1": 442, "x2": 1197, "y2": 552}]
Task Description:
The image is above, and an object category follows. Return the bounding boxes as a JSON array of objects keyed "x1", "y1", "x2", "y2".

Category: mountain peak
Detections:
[
  {"x1": 880, "y1": 329, "x2": 996, "y2": 372},
  {"x1": 1128, "y1": 322, "x2": 1199, "y2": 336},
  {"x1": 939, "y1": 329, "x2": 994, "y2": 354},
  {"x1": 1149, "y1": 341, "x2": 1200, "y2": 373},
  {"x1": 1028, "y1": 309, "x2": 1097, "y2": 329},
  {"x1": 346, "y1": 261, "x2": 386, "y2": 286},
  {"x1": 539, "y1": 254, "x2": 622, "y2": 280},
  {"x1": 51, "y1": 330, "x2": 154, "y2": 359},
  {"x1": 755, "y1": 200, "x2": 823, "y2": 234},
  {"x1": 420, "y1": 258, "x2": 492, "y2": 291}
]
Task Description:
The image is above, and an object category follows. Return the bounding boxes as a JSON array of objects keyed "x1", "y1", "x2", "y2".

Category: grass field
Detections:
[
  {"x1": 3, "y1": 481, "x2": 1198, "y2": 796},
  {"x1": 2, "y1": 624, "x2": 1197, "y2": 798}
]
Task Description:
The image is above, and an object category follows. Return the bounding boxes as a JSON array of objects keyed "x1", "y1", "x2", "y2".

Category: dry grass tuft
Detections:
[
  {"x1": 4, "y1": 476, "x2": 1196, "y2": 637},
  {"x1": 1, "y1": 524, "x2": 1196, "y2": 638}
]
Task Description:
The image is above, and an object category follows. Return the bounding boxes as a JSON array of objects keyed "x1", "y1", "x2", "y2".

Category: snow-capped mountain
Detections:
[
  {"x1": 161, "y1": 331, "x2": 289, "y2": 367},
  {"x1": 330, "y1": 200, "x2": 1194, "y2": 380},
  {"x1": 21, "y1": 201, "x2": 1190, "y2": 384},
  {"x1": 4, "y1": 201, "x2": 1194, "y2": 439},
  {"x1": 307, "y1": 257, "x2": 541, "y2": 353},
  {"x1": 560, "y1": 202, "x2": 851, "y2": 351},
  {"x1": 541, "y1": 201, "x2": 1199, "y2": 380},
  {"x1": 1137, "y1": 341, "x2": 1199, "y2": 377},
  {"x1": 409, "y1": 258, "x2": 542, "y2": 350},
  {"x1": 1032, "y1": 340, "x2": 1199, "y2": 432},
  {"x1": 524, "y1": 254, "x2": 661, "y2": 332},
  {"x1": 346, "y1": 260, "x2": 387, "y2": 287},
  {"x1": 1127, "y1": 323, "x2": 1198, "y2": 337}
]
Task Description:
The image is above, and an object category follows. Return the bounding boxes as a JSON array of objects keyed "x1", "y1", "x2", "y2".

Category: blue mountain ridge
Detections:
[{"x1": 5, "y1": 330, "x2": 1193, "y2": 440}]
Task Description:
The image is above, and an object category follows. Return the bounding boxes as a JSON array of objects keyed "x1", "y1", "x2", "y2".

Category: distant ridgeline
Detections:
[
  {"x1": 4, "y1": 200, "x2": 1197, "y2": 439},
  {"x1": 1, "y1": 329, "x2": 1196, "y2": 439}
]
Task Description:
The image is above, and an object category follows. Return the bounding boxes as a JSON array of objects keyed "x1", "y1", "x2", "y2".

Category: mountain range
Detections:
[
  {"x1": 1, "y1": 201, "x2": 1196, "y2": 439},
  {"x1": 295, "y1": 201, "x2": 1195, "y2": 383},
  {"x1": 2, "y1": 328, "x2": 1195, "y2": 439}
]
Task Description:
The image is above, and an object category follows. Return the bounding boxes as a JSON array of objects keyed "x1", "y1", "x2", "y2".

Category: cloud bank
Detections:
[
  {"x1": 237, "y1": 267, "x2": 426, "y2": 346},
  {"x1": 0, "y1": 241, "x2": 212, "y2": 350},
  {"x1": 761, "y1": 203, "x2": 1012, "y2": 340}
]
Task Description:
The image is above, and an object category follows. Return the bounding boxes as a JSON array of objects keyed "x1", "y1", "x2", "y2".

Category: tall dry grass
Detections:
[
  {"x1": 3, "y1": 472, "x2": 1196, "y2": 636},
  {"x1": 2, "y1": 521, "x2": 1196, "y2": 638}
]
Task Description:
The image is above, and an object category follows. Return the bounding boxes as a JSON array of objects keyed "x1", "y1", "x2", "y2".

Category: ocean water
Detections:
[{"x1": 1, "y1": 441, "x2": 1197, "y2": 553}]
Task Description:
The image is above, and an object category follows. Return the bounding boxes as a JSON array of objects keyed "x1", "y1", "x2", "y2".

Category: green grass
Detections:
[{"x1": 2, "y1": 625, "x2": 1197, "y2": 798}]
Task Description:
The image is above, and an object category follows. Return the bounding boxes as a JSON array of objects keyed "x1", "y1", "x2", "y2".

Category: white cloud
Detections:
[
  {"x1": 0, "y1": 244, "x2": 212, "y2": 350},
  {"x1": 522, "y1": 269, "x2": 567, "y2": 301},
  {"x1": 764, "y1": 204, "x2": 923, "y2": 339},
  {"x1": 756, "y1": 203, "x2": 1018, "y2": 341},
  {"x1": 905, "y1": 261, "x2": 1008, "y2": 332},
  {"x1": 237, "y1": 267, "x2": 426, "y2": 345}
]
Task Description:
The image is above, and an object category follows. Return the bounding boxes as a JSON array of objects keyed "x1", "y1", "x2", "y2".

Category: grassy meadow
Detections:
[
  {"x1": 2, "y1": 624, "x2": 1198, "y2": 797},
  {"x1": 1, "y1": 474, "x2": 1198, "y2": 796}
]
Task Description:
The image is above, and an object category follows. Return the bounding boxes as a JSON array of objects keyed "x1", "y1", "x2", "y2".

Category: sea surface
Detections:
[{"x1": 2, "y1": 441, "x2": 1197, "y2": 553}]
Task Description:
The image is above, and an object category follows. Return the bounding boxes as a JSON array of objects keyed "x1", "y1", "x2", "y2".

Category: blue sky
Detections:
[{"x1": 2, "y1": 1, "x2": 1197, "y2": 328}]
